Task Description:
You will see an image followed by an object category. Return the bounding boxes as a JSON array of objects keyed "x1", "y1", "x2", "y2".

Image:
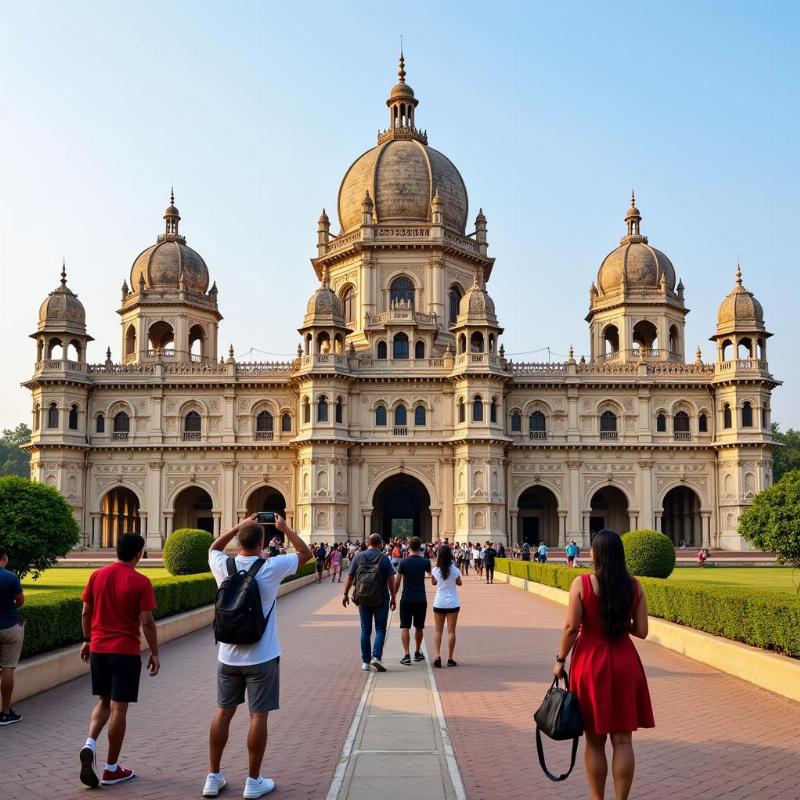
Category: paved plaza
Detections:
[{"x1": 4, "y1": 578, "x2": 800, "y2": 799}]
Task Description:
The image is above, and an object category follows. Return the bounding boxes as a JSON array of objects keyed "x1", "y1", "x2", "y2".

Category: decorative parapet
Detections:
[{"x1": 365, "y1": 308, "x2": 437, "y2": 328}]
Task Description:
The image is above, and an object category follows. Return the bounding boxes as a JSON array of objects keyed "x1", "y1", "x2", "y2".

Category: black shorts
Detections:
[
  {"x1": 90, "y1": 653, "x2": 142, "y2": 703},
  {"x1": 432, "y1": 606, "x2": 460, "y2": 614},
  {"x1": 316, "y1": 561, "x2": 324, "y2": 573},
  {"x1": 399, "y1": 600, "x2": 428, "y2": 630}
]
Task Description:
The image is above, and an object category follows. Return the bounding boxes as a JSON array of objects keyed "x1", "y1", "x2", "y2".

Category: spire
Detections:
[
  {"x1": 624, "y1": 190, "x2": 642, "y2": 238},
  {"x1": 361, "y1": 190, "x2": 374, "y2": 226},
  {"x1": 163, "y1": 188, "x2": 181, "y2": 238},
  {"x1": 398, "y1": 47, "x2": 406, "y2": 84},
  {"x1": 735, "y1": 262, "x2": 743, "y2": 287},
  {"x1": 381, "y1": 50, "x2": 424, "y2": 144},
  {"x1": 60, "y1": 257, "x2": 67, "y2": 287},
  {"x1": 321, "y1": 264, "x2": 330, "y2": 289}
]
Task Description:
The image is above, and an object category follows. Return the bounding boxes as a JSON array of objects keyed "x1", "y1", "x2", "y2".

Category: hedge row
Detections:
[
  {"x1": 494, "y1": 558, "x2": 800, "y2": 658},
  {"x1": 20, "y1": 557, "x2": 318, "y2": 660}
]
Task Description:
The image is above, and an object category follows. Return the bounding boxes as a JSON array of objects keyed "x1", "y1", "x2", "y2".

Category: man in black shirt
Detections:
[
  {"x1": 483, "y1": 541, "x2": 498, "y2": 584},
  {"x1": 314, "y1": 543, "x2": 327, "y2": 583},
  {"x1": 394, "y1": 536, "x2": 432, "y2": 665}
]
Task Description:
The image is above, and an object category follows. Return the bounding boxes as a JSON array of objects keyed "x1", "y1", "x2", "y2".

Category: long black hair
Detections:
[
  {"x1": 436, "y1": 544, "x2": 453, "y2": 580},
  {"x1": 591, "y1": 529, "x2": 633, "y2": 639}
]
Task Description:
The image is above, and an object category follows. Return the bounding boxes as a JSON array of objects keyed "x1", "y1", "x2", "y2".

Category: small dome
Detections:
[
  {"x1": 717, "y1": 266, "x2": 765, "y2": 331},
  {"x1": 337, "y1": 138, "x2": 468, "y2": 233},
  {"x1": 301, "y1": 269, "x2": 346, "y2": 328},
  {"x1": 130, "y1": 239, "x2": 210, "y2": 294},
  {"x1": 457, "y1": 274, "x2": 499, "y2": 326},
  {"x1": 597, "y1": 240, "x2": 676, "y2": 294},
  {"x1": 37, "y1": 265, "x2": 88, "y2": 333}
]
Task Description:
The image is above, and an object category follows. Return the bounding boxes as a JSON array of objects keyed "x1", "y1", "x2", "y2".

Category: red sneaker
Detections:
[
  {"x1": 79, "y1": 746, "x2": 99, "y2": 788},
  {"x1": 101, "y1": 765, "x2": 135, "y2": 785}
]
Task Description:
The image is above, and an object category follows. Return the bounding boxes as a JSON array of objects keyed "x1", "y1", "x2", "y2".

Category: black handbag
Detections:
[{"x1": 533, "y1": 670, "x2": 584, "y2": 782}]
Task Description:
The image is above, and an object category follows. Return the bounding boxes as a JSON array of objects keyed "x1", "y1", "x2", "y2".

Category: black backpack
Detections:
[
  {"x1": 352, "y1": 553, "x2": 385, "y2": 608},
  {"x1": 213, "y1": 557, "x2": 274, "y2": 645}
]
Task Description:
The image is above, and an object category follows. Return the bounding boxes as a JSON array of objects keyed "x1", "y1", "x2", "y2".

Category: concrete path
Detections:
[{"x1": 327, "y1": 610, "x2": 463, "y2": 800}]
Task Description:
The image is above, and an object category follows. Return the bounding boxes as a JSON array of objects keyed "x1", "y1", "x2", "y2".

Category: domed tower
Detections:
[
  {"x1": 451, "y1": 262, "x2": 503, "y2": 364},
  {"x1": 587, "y1": 193, "x2": 688, "y2": 363},
  {"x1": 298, "y1": 266, "x2": 351, "y2": 360},
  {"x1": 710, "y1": 265, "x2": 779, "y2": 548},
  {"x1": 118, "y1": 191, "x2": 221, "y2": 364}
]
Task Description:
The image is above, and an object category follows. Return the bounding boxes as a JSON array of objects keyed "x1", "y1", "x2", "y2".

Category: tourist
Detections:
[
  {"x1": 566, "y1": 539, "x2": 579, "y2": 567},
  {"x1": 390, "y1": 540, "x2": 402, "y2": 572},
  {"x1": 342, "y1": 533, "x2": 397, "y2": 672},
  {"x1": 395, "y1": 536, "x2": 432, "y2": 665},
  {"x1": 521, "y1": 541, "x2": 531, "y2": 561},
  {"x1": 0, "y1": 545, "x2": 24, "y2": 726},
  {"x1": 554, "y1": 529, "x2": 654, "y2": 800},
  {"x1": 204, "y1": 513, "x2": 312, "y2": 799},
  {"x1": 497, "y1": 542, "x2": 506, "y2": 559},
  {"x1": 430, "y1": 544, "x2": 462, "y2": 668},
  {"x1": 329, "y1": 543, "x2": 342, "y2": 583},
  {"x1": 474, "y1": 543, "x2": 484, "y2": 578},
  {"x1": 697, "y1": 548, "x2": 707, "y2": 567},
  {"x1": 461, "y1": 543, "x2": 470, "y2": 575},
  {"x1": 537, "y1": 542, "x2": 549, "y2": 564},
  {"x1": 483, "y1": 541, "x2": 497, "y2": 584},
  {"x1": 78, "y1": 533, "x2": 160, "y2": 788},
  {"x1": 314, "y1": 542, "x2": 327, "y2": 583}
]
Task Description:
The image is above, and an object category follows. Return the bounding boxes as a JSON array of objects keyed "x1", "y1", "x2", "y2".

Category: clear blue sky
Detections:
[{"x1": 1, "y1": 0, "x2": 797, "y2": 428}]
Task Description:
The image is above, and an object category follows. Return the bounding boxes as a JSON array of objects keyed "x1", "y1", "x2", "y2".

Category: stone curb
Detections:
[
  {"x1": 498, "y1": 572, "x2": 800, "y2": 703},
  {"x1": 12, "y1": 569, "x2": 324, "y2": 704}
]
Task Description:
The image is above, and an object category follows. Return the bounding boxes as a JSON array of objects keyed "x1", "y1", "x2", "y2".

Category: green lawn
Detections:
[
  {"x1": 668, "y1": 566, "x2": 798, "y2": 595},
  {"x1": 22, "y1": 567, "x2": 172, "y2": 595}
]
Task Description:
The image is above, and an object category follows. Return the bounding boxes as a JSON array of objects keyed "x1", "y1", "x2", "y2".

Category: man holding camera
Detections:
[{"x1": 204, "y1": 512, "x2": 312, "y2": 799}]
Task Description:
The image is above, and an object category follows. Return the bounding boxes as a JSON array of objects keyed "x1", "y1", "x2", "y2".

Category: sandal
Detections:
[
  {"x1": 433, "y1": 657, "x2": 441, "y2": 668},
  {"x1": 447, "y1": 659, "x2": 458, "y2": 667}
]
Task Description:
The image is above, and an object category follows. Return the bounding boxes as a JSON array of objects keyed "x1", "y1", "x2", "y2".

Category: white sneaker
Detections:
[
  {"x1": 243, "y1": 776, "x2": 275, "y2": 798},
  {"x1": 370, "y1": 657, "x2": 386, "y2": 672},
  {"x1": 361, "y1": 662, "x2": 371, "y2": 671},
  {"x1": 203, "y1": 771, "x2": 227, "y2": 797}
]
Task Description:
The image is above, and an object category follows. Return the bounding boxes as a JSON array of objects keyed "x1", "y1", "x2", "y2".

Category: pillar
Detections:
[
  {"x1": 431, "y1": 509, "x2": 440, "y2": 540},
  {"x1": 567, "y1": 460, "x2": 582, "y2": 541},
  {"x1": 558, "y1": 511, "x2": 567, "y2": 547},
  {"x1": 213, "y1": 511, "x2": 222, "y2": 536},
  {"x1": 638, "y1": 460, "x2": 653, "y2": 529},
  {"x1": 164, "y1": 512, "x2": 174, "y2": 538},
  {"x1": 510, "y1": 509, "x2": 519, "y2": 545},
  {"x1": 90, "y1": 512, "x2": 101, "y2": 548},
  {"x1": 701, "y1": 512, "x2": 711, "y2": 548},
  {"x1": 654, "y1": 509, "x2": 663, "y2": 534},
  {"x1": 222, "y1": 461, "x2": 236, "y2": 530},
  {"x1": 628, "y1": 510, "x2": 638, "y2": 532}
]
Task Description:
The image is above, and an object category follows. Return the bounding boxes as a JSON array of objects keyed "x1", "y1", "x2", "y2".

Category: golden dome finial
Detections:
[
  {"x1": 735, "y1": 262, "x2": 743, "y2": 287},
  {"x1": 398, "y1": 38, "x2": 406, "y2": 83}
]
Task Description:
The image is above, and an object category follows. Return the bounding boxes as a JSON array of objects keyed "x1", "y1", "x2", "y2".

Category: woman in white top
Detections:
[{"x1": 430, "y1": 544, "x2": 463, "y2": 668}]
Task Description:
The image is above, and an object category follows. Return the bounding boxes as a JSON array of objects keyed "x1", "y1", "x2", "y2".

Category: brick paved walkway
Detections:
[
  {"x1": 2, "y1": 579, "x2": 366, "y2": 800},
  {"x1": 427, "y1": 575, "x2": 800, "y2": 800}
]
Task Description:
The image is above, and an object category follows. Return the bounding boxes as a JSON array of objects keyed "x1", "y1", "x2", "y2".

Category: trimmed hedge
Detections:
[
  {"x1": 20, "y1": 555, "x2": 318, "y2": 660},
  {"x1": 164, "y1": 529, "x2": 214, "y2": 575},
  {"x1": 622, "y1": 530, "x2": 676, "y2": 578},
  {"x1": 494, "y1": 558, "x2": 800, "y2": 657}
]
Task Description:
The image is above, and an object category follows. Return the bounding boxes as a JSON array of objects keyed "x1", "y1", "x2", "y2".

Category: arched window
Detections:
[
  {"x1": 390, "y1": 276, "x2": 415, "y2": 306},
  {"x1": 393, "y1": 333, "x2": 409, "y2": 359},
  {"x1": 414, "y1": 405, "x2": 426, "y2": 426},
  {"x1": 674, "y1": 411, "x2": 690, "y2": 433},
  {"x1": 317, "y1": 395, "x2": 329, "y2": 422},
  {"x1": 414, "y1": 340, "x2": 425, "y2": 359},
  {"x1": 511, "y1": 412, "x2": 522, "y2": 432},
  {"x1": 125, "y1": 325, "x2": 136, "y2": 357},
  {"x1": 449, "y1": 284, "x2": 463, "y2": 326},
  {"x1": 761, "y1": 407, "x2": 768, "y2": 429},
  {"x1": 603, "y1": 325, "x2": 620, "y2": 355},
  {"x1": 96, "y1": 413, "x2": 105, "y2": 433},
  {"x1": 473, "y1": 396, "x2": 484, "y2": 422},
  {"x1": 335, "y1": 397, "x2": 343, "y2": 424},
  {"x1": 303, "y1": 397, "x2": 310, "y2": 424},
  {"x1": 33, "y1": 404, "x2": 40, "y2": 431},
  {"x1": 184, "y1": 410, "x2": 201, "y2": 433},
  {"x1": 47, "y1": 403, "x2": 59, "y2": 429},
  {"x1": 375, "y1": 405, "x2": 387, "y2": 426},
  {"x1": 742, "y1": 401, "x2": 753, "y2": 427},
  {"x1": 458, "y1": 398, "x2": 465, "y2": 424},
  {"x1": 490, "y1": 398, "x2": 497, "y2": 423},
  {"x1": 113, "y1": 411, "x2": 130, "y2": 433},
  {"x1": 256, "y1": 410, "x2": 273, "y2": 433},
  {"x1": 600, "y1": 410, "x2": 617, "y2": 432},
  {"x1": 377, "y1": 341, "x2": 388, "y2": 360},
  {"x1": 530, "y1": 410, "x2": 546, "y2": 433},
  {"x1": 281, "y1": 412, "x2": 292, "y2": 432},
  {"x1": 470, "y1": 332, "x2": 484, "y2": 353},
  {"x1": 189, "y1": 325, "x2": 205, "y2": 361},
  {"x1": 699, "y1": 413, "x2": 708, "y2": 433},
  {"x1": 394, "y1": 405, "x2": 407, "y2": 427},
  {"x1": 68, "y1": 405, "x2": 79, "y2": 430},
  {"x1": 656, "y1": 413, "x2": 667, "y2": 432},
  {"x1": 342, "y1": 286, "x2": 356, "y2": 323},
  {"x1": 723, "y1": 403, "x2": 732, "y2": 429}
]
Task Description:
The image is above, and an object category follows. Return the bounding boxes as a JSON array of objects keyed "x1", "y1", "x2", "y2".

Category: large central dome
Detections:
[{"x1": 336, "y1": 55, "x2": 468, "y2": 234}]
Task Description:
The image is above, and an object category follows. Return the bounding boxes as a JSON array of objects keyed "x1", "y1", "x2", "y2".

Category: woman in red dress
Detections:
[{"x1": 554, "y1": 529, "x2": 654, "y2": 800}]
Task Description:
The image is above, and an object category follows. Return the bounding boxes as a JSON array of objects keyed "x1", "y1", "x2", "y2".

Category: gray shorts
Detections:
[
  {"x1": 217, "y1": 657, "x2": 280, "y2": 713},
  {"x1": 0, "y1": 623, "x2": 24, "y2": 669}
]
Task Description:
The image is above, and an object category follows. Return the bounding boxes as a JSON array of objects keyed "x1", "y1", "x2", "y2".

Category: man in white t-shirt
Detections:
[{"x1": 203, "y1": 514, "x2": 312, "y2": 799}]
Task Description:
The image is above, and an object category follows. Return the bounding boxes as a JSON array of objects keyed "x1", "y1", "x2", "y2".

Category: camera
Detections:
[
  {"x1": 256, "y1": 511, "x2": 284, "y2": 545},
  {"x1": 257, "y1": 511, "x2": 276, "y2": 524}
]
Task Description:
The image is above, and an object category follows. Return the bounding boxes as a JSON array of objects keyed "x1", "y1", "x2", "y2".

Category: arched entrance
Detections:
[
  {"x1": 246, "y1": 486, "x2": 287, "y2": 517},
  {"x1": 662, "y1": 487, "x2": 702, "y2": 546},
  {"x1": 371, "y1": 474, "x2": 431, "y2": 542},
  {"x1": 173, "y1": 486, "x2": 214, "y2": 533},
  {"x1": 100, "y1": 487, "x2": 140, "y2": 548},
  {"x1": 517, "y1": 486, "x2": 559, "y2": 547},
  {"x1": 589, "y1": 486, "x2": 629, "y2": 538}
]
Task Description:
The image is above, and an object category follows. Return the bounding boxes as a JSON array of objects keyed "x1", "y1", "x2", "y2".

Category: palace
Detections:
[{"x1": 23, "y1": 57, "x2": 779, "y2": 551}]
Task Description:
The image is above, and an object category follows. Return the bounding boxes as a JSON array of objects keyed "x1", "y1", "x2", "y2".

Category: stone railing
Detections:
[
  {"x1": 164, "y1": 362, "x2": 228, "y2": 374},
  {"x1": 455, "y1": 352, "x2": 503, "y2": 368},
  {"x1": 578, "y1": 361, "x2": 640, "y2": 375},
  {"x1": 599, "y1": 430, "x2": 618, "y2": 440},
  {"x1": 88, "y1": 363, "x2": 155, "y2": 374},
  {"x1": 146, "y1": 348, "x2": 175, "y2": 358},
  {"x1": 235, "y1": 361, "x2": 295, "y2": 374},
  {"x1": 37, "y1": 359, "x2": 87, "y2": 372},
  {"x1": 443, "y1": 230, "x2": 480, "y2": 255},
  {"x1": 674, "y1": 431, "x2": 692, "y2": 441},
  {"x1": 715, "y1": 359, "x2": 769, "y2": 374},
  {"x1": 529, "y1": 431, "x2": 547, "y2": 440},
  {"x1": 509, "y1": 361, "x2": 565, "y2": 375},
  {"x1": 365, "y1": 308, "x2": 437, "y2": 326},
  {"x1": 182, "y1": 431, "x2": 201, "y2": 441},
  {"x1": 324, "y1": 229, "x2": 361, "y2": 254},
  {"x1": 111, "y1": 431, "x2": 129, "y2": 441},
  {"x1": 255, "y1": 431, "x2": 274, "y2": 440},
  {"x1": 647, "y1": 362, "x2": 715, "y2": 376},
  {"x1": 375, "y1": 226, "x2": 430, "y2": 241}
]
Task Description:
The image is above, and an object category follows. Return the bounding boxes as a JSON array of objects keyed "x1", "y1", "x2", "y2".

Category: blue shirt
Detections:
[{"x1": 0, "y1": 568, "x2": 22, "y2": 629}]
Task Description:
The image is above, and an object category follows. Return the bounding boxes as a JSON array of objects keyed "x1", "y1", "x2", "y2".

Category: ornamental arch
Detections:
[
  {"x1": 515, "y1": 484, "x2": 560, "y2": 547},
  {"x1": 99, "y1": 485, "x2": 141, "y2": 548}
]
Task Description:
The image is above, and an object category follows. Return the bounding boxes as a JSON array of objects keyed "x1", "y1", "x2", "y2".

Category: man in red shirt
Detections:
[{"x1": 78, "y1": 533, "x2": 160, "y2": 788}]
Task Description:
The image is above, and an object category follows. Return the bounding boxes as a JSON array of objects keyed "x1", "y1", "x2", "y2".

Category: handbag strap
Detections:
[{"x1": 536, "y1": 727, "x2": 579, "y2": 782}]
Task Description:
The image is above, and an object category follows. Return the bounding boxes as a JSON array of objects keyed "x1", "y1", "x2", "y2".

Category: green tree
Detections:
[
  {"x1": 739, "y1": 470, "x2": 800, "y2": 593},
  {"x1": 0, "y1": 423, "x2": 32, "y2": 477},
  {"x1": 0, "y1": 475, "x2": 80, "y2": 578},
  {"x1": 772, "y1": 423, "x2": 800, "y2": 482}
]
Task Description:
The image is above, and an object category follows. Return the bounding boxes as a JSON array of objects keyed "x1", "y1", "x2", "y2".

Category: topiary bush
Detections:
[
  {"x1": 622, "y1": 529, "x2": 676, "y2": 578},
  {"x1": 163, "y1": 528, "x2": 214, "y2": 575},
  {"x1": 0, "y1": 475, "x2": 80, "y2": 578}
]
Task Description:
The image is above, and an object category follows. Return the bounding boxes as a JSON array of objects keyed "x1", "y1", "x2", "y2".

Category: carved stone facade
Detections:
[{"x1": 23, "y1": 59, "x2": 779, "y2": 551}]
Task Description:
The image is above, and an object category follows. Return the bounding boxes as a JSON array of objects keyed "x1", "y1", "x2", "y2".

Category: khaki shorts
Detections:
[{"x1": 0, "y1": 623, "x2": 24, "y2": 669}]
